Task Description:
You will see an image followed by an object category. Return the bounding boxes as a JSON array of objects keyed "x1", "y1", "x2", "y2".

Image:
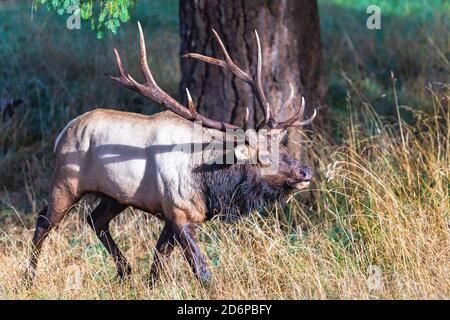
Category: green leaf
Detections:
[{"x1": 96, "y1": 30, "x2": 104, "y2": 39}]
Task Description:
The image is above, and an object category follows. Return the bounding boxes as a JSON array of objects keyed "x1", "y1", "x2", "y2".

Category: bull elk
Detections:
[{"x1": 25, "y1": 22, "x2": 316, "y2": 285}]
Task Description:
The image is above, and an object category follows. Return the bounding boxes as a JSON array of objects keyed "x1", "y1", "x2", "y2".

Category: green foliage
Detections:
[{"x1": 33, "y1": 0, "x2": 136, "y2": 38}]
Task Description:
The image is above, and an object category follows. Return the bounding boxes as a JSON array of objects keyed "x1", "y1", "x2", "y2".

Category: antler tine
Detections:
[
  {"x1": 185, "y1": 88, "x2": 198, "y2": 117},
  {"x1": 211, "y1": 29, "x2": 253, "y2": 84},
  {"x1": 272, "y1": 84, "x2": 295, "y2": 114},
  {"x1": 113, "y1": 49, "x2": 126, "y2": 77},
  {"x1": 269, "y1": 83, "x2": 316, "y2": 129},
  {"x1": 255, "y1": 30, "x2": 263, "y2": 86},
  {"x1": 274, "y1": 95, "x2": 305, "y2": 129},
  {"x1": 211, "y1": 29, "x2": 232, "y2": 64},
  {"x1": 243, "y1": 107, "x2": 250, "y2": 130},
  {"x1": 104, "y1": 48, "x2": 132, "y2": 88},
  {"x1": 290, "y1": 108, "x2": 317, "y2": 127},
  {"x1": 137, "y1": 21, "x2": 155, "y2": 84},
  {"x1": 254, "y1": 30, "x2": 271, "y2": 130},
  {"x1": 181, "y1": 30, "x2": 250, "y2": 83},
  {"x1": 275, "y1": 97, "x2": 317, "y2": 129}
]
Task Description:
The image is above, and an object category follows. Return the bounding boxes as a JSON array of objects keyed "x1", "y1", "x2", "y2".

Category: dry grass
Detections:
[{"x1": 0, "y1": 1, "x2": 449, "y2": 299}]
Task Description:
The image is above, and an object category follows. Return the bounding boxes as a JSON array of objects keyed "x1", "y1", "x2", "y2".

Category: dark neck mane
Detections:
[{"x1": 195, "y1": 164, "x2": 288, "y2": 222}]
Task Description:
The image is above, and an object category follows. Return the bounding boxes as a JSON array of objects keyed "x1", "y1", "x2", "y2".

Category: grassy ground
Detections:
[{"x1": 0, "y1": 1, "x2": 449, "y2": 299}]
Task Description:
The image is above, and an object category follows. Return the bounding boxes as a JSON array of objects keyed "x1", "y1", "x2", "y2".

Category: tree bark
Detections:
[{"x1": 179, "y1": 0, "x2": 325, "y2": 156}]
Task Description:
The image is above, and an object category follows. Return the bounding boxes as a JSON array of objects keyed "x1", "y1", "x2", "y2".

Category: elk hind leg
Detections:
[{"x1": 87, "y1": 198, "x2": 130, "y2": 279}]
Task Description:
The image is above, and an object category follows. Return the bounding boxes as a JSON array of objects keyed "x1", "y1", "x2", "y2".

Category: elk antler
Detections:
[
  {"x1": 183, "y1": 29, "x2": 316, "y2": 130},
  {"x1": 105, "y1": 22, "x2": 240, "y2": 132}
]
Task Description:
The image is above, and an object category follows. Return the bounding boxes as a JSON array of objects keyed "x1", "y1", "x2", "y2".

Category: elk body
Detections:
[{"x1": 25, "y1": 23, "x2": 315, "y2": 285}]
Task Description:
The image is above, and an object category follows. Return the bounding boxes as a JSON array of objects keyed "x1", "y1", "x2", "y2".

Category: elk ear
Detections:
[{"x1": 234, "y1": 144, "x2": 251, "y2": 162}]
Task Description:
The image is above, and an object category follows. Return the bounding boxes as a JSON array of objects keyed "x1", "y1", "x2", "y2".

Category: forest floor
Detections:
[{"x1": 0, "y1": 1, "x2": 449, "y2": 299}]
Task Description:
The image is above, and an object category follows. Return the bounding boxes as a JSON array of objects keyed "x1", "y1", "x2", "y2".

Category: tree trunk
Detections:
[{"x1": 179, "y1": 0, "x2": 325, "y2": 156}]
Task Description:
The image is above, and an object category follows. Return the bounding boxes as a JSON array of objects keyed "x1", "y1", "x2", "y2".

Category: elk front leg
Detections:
[
  {"x1": 174, "y1": 221, "x2": 211, "y2": 285},
  {"x1": 148, "y1": 222, "x2": 176, "y2": 286}
]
